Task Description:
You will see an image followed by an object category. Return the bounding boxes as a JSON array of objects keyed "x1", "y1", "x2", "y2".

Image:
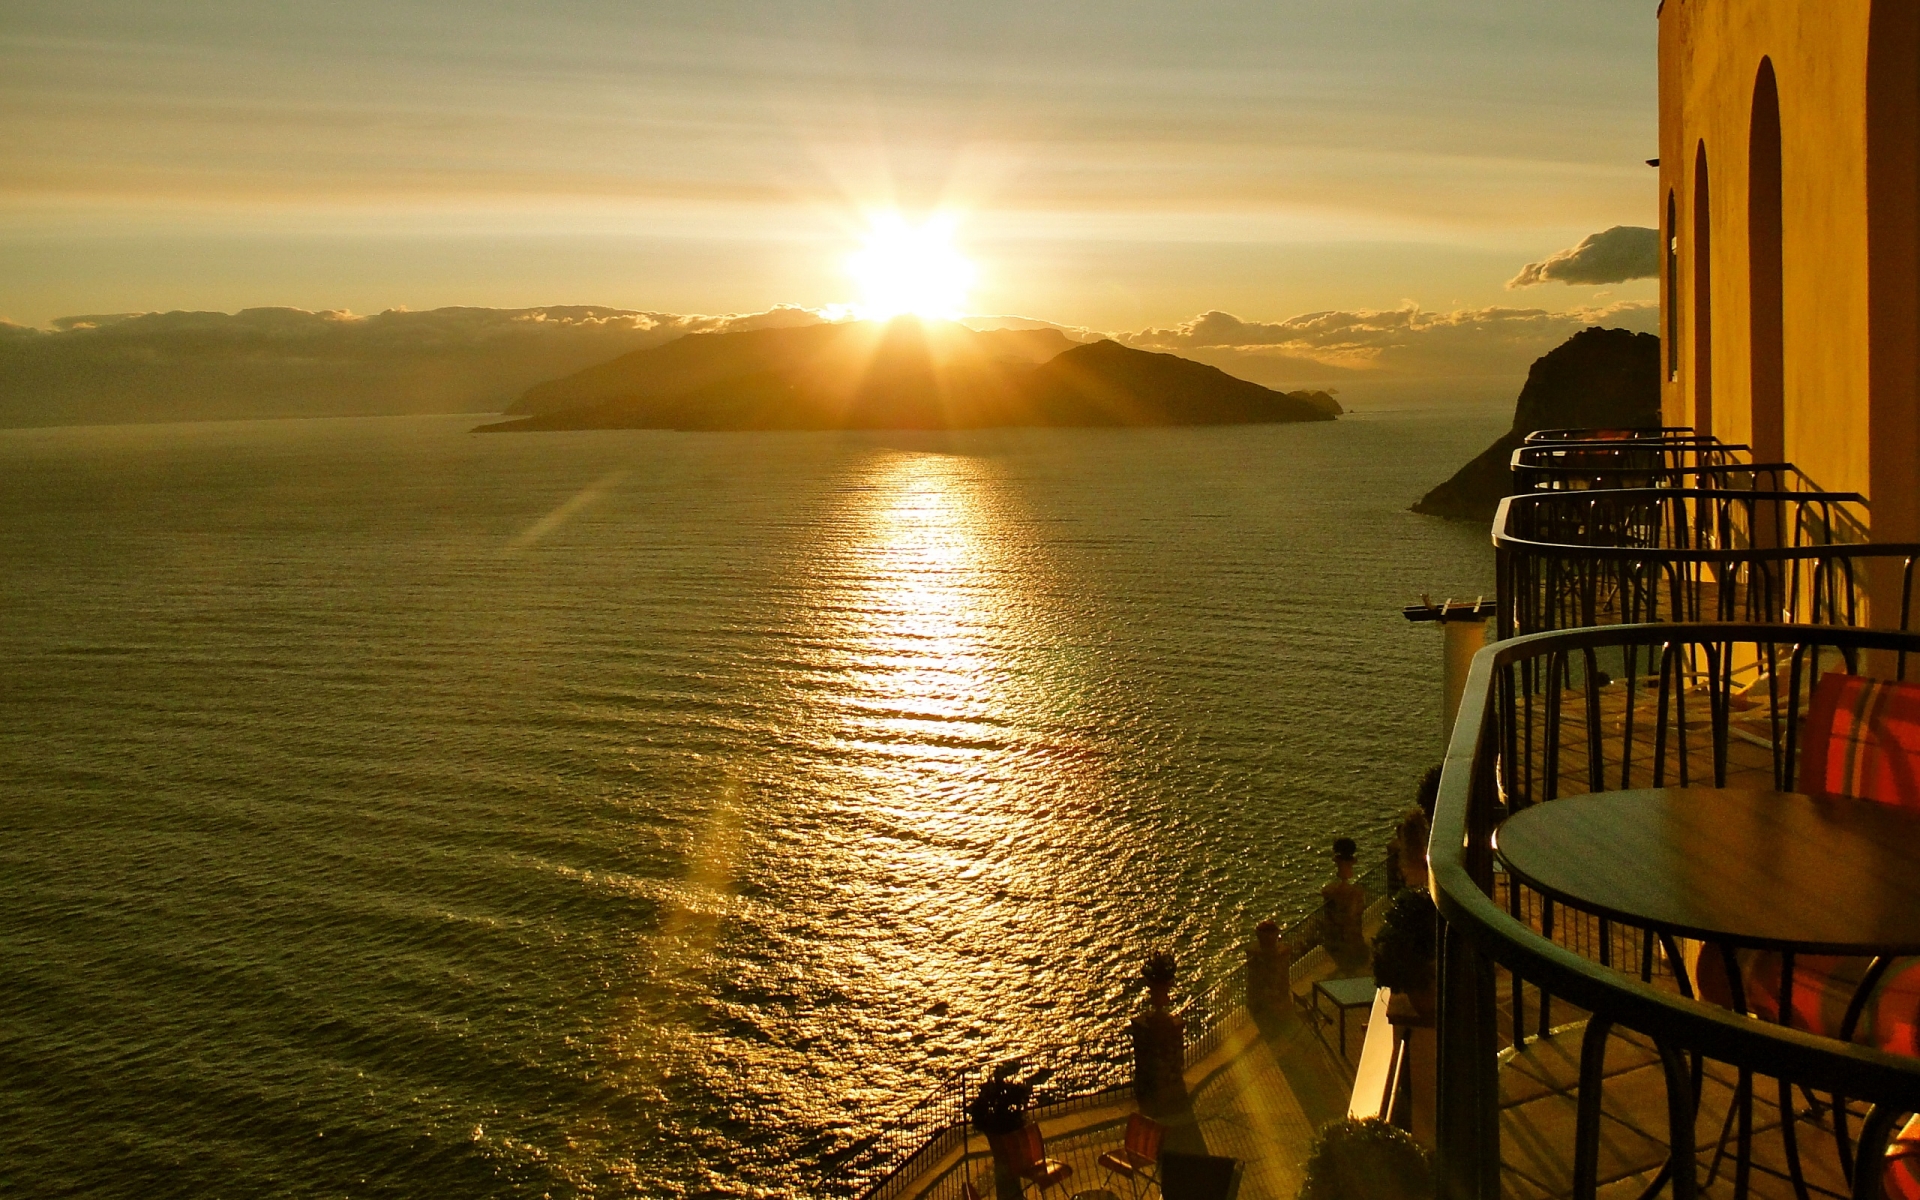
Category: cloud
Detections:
[
  {"x1": 0, "y1": 304, "x2": 827, "y2": 428},
  {"x1": 1507, "y1": 226, "x2": 1660, "y2": 288},
  {"x1": 0, "y1": 299, "x2": 1664, "y2": 427},
  {"x1": 1119, "y1": 302, "x2": 1658, "y2": 380}
]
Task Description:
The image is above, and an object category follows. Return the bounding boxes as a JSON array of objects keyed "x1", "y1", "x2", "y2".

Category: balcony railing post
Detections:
[
  {"x1": 1436, "y1": 687, "x2": 1502, "y2": 1200},
  {"x1": 1435, "y1": 916, "x2": 1500, "y2": 1200}
]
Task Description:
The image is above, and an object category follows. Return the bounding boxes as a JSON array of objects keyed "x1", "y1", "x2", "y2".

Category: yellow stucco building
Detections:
[{"x1": 1658, "y1": 0, "x2": 1919, "y2": 540}]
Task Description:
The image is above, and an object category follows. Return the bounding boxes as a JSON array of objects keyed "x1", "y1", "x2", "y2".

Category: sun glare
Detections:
[{"x1": 846, "y1": 215, "x2": 975, "y2": 320}]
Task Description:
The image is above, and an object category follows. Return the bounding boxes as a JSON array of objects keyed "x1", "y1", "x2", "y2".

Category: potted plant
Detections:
[
  {"x1": 1131, "y1": 950, "x2": 1188, "y2": 1114},
  {"x1": 1370, "y1": 889, "x2": 1439, "y2": 1018},
  {"x1": 968, "y1": 1065, "x2": 1034, "y2": 1200},
  {"x1": 1142, "y1": 950, "x2": 1178, "y2": 1011},
  {"x1": 1297, "y1": 1117, "x2": 1433, "y2": 1200}
]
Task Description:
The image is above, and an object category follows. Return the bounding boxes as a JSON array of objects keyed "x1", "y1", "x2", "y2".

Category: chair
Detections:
[
  {"x1": 1097, "y1": 1113, "x2": 1164, "y2": 1198},
  {"x1": 1000, "y1": 1124, "x2": 1073, "y2": 1197},
  {"x1": 1696, "y1": 672, "x2": 1920, "y2": 1047},
  {"x1": 1888, "y1": 1114, "x2": 1920, "y2": 1200},
  {"x1": 1693, "y1": 672, "x2": 1920, "y2": 1183}
]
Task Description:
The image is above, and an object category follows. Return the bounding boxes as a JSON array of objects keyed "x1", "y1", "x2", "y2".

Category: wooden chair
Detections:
[
  {"x1": 1696, "y1": 672, "x2": 1920, "y2": 1046},
  {"x1": 1889, "y1": 1114, "x2": 1920, "y2": 1200},
  {"x1": 1097, "y1": 1113, "x2": 1164, "y2": 1198},
  {"x1": 1693, "y1": 672, "x2": 1920, "y2": 1188},
  {"x1": 1001, "y1": 1124, "x2": 1073, "y2": 1197}
]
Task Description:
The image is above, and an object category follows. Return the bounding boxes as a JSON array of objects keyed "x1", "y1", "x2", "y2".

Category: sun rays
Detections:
[{"x1": 844, "y1": 214, "x2": 976, "y2": 321}]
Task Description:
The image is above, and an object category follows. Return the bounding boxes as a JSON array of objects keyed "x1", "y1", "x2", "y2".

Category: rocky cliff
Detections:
[{"x1": 1411, "y1": 327, "x2": 1661, "y2": 522}]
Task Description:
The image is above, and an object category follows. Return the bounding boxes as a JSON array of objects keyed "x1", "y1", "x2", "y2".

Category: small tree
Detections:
[
  {"x1": 967, "y1": 1067, "x2": 1033, "y2": 1136},
  {"x1": 1298, "y1": 1118, "x2": 1433, "y2": 1200},
  {"x1": 970, "y1": 1066, "x2": 1037, "y2": 1200},
  {"x1": 1141, "y1": 950, "x2": 1177, "y2": 1009}
]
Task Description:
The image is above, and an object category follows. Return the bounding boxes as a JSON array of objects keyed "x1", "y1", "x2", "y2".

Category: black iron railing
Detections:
[
  {"x1": 1502, "y1": 487, "x2": 1868, "y2": 550},
  {"x1": 1494, "y1": 489, "x2": 1915, "y2": 639},
  {"x1": 1432, "y1": 622, "x2": 1920, "y2": 1200},
  {"x1": 1523, "y1": 427, "x2": 1703, "y2": 443},
  {"x1": 1512, "y1": 437, "x2": 1758, "y2": 489},
  {"x1": 1511, "y1": 457, "x2": 1806, "y2": 496}
]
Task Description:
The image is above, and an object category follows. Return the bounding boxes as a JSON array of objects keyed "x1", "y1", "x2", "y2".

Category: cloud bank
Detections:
[
  {"x1": 1507, "y1": 226, "x2": 1660, "y2": 288},
  {"x1": 0, "y1": 304, "x2": 825, "y2": 428},
  {"x1": 1119, "y1": 302, "x2": 1658, "y2": 381},
  {"x1": 0, "y1": 300, "x2": 1660, "y2": 428}
]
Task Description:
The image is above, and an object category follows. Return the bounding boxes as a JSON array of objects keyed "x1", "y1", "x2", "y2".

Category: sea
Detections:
[{"x1": 0, "y1": 406, "x2": 1500, "y2": 1198}]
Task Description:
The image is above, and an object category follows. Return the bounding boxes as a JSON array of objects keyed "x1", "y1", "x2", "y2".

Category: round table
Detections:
[
  {"x1": 1492, "y1": 786, "x2": 1920, "y2": 956},
  {"x1": 1492, "y1": 786, "x2": 1920, "y2": 1200}
]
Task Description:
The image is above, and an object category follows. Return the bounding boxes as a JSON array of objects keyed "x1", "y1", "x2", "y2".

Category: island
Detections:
[{"x1": 474, "y1": 317, "x2": 1341, "y2": 432}]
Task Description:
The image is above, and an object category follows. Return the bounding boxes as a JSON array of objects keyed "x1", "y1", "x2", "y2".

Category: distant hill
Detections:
[
  {"x1": 1410, "y1": 327, "x2": 1662, "y2": 521},
  {"x1": 0, "y1": 305, "x2": 825, "y2": 428},
  {"x1": 479, "y1": 318, "x2": 1339, "y2": 432},
  {"x1": 507, "y1": 322, "x2": 1076, "y2": 417}
]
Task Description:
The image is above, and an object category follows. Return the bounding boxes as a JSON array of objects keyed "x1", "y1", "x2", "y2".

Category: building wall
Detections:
[{"x1": 1657, "y1": 0, "x2": 1917, "y2": 537}]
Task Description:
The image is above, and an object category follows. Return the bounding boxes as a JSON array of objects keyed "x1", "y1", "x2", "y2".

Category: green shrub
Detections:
[
  {"x1": 1298, "y1": 1118, "x2": 1433, "y2": 1200},
  {"x1": 1371, "y1": 889, "x2": 1438, "y2": 994}
]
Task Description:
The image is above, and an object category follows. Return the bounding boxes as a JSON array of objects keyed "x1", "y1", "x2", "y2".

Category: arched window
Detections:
[
  {"x1": 1666, "y1": 191, "x2": 1679, "y2": 382},
  {"x1": 1749, "y1": 58, "x2": 1785, "y2": 464},
  {"x1": 1694, "y1": 141, "x2": 1713, "y2": 438}
]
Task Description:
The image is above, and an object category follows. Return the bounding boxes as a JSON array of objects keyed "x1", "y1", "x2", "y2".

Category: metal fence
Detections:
[
  {"x1": 1432, "y1": 622, "x2": 1920, "y2": 1200},
  {"x1": 1493, "y1": 488, "x2": 1920, "y2": 642}
]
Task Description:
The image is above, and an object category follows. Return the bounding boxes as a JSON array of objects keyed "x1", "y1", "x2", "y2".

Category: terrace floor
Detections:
[
  {"x1": 1499, "y1": 1008, "x2": 1856, "y2": 1200},
  {"x1": 887, "y1": 935, "x2": 1377, "y2": 1200}
]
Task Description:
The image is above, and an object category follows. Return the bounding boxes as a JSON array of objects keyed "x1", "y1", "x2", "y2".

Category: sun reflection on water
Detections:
[
  {"x1": 797, "y1": 448, "x2": 1101, "y2": 1024},
  {"x1": 837, "y1": 453, "x2": 1010, "y2": 757}
]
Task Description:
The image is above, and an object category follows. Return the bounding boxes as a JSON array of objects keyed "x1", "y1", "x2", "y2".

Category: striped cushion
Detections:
[
  {"x1": 1887, "y1": 1114, "x2": 1920, "y2": 1200},
  {"x1": 1693, "y1": 952, "x2": 1920, "y2": 1054},
  {"x1": 1800, "y1": 673, "x2": 1920, "y2": 806}
]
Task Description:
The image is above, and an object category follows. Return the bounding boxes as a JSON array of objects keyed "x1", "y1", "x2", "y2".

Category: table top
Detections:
[
  {"x1": 1313, "y1": 975, "x2": 1379, "y2": 1006},
  {"x1": 1492, "y1": 787, "x2": 1920, "y2": 955}
]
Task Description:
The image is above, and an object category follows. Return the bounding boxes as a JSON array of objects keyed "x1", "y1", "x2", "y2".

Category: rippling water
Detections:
[{"x1": 0, "y1": 409, "x2": 1499, "y2": 1197}]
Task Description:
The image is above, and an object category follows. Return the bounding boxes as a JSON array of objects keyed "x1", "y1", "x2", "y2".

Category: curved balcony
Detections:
[
  {"x1": 1512, "y1": 456, "x2": 1804, "y2": 496},
  {"x1": 1511, "y1": 442, "x2": 1759, "y2": 494},
  {"x1": 1493, "y1": 488, "x2": 1912, "y2": 639},
  {"x1": 1523, "y1": 428, "x2": 1707, "y2": 444},
  {"x1": 1431, "y1": 622, "x2": 1920, "y2": 1200}
]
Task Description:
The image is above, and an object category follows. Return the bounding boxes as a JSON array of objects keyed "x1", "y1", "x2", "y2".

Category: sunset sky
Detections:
[{"x1": 0, "y1": 1, "x2": 1658, "y2": 332}]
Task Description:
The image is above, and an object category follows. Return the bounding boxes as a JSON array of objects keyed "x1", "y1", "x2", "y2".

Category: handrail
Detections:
[
  {"x1": 1522, "y1": 427, "x2": 1701, "y2": 443},
  {"x1": 1492, "y1": 488, "x2": 1914, "y2": 641},
  {"x1": 1496, "y1": 487, "x2": 1870, "y2": 548},
  {"x1": 1510, "y1": 460, "x2": 1807, "y2": 494},
  {"x1": 1431, "y1": 622, "x2": 1920, "y2": 1200}
]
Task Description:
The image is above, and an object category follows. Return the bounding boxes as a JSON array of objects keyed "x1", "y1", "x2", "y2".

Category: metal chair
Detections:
[
  {"x1": 1097, "y1": 1113, "x2": 1164, "y2": 1198},
  {"x1": 1002, "y1": 1124, "x2": 1074, "y2": 1197}
]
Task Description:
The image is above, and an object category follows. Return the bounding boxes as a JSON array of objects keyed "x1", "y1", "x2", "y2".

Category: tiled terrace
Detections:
[{"x1": 1498, "y1": 1007, "x2": 1855, "y2": 1200}]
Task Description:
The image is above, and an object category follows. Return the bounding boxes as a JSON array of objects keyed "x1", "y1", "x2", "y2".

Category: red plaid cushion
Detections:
[
  {"x1": 1888, "y1": 1114, "x2": 1920, "y2": 1200},
  {"x1": 1800, "y1": 673, "x2": 1920, "y2": 806},
  {"x1": 1695, "y1": 953, "x2": 1920, "y2": 1052}
]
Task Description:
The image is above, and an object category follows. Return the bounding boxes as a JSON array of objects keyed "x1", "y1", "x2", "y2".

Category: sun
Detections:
[{"x1": 845, "y1": 214, "x2": 976, "y2": 320}]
